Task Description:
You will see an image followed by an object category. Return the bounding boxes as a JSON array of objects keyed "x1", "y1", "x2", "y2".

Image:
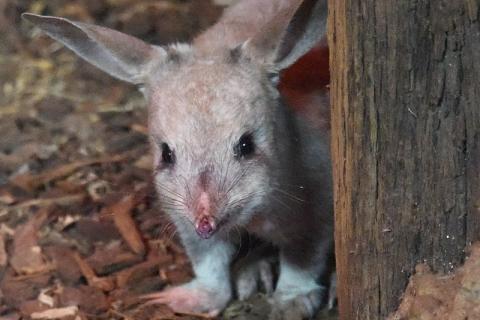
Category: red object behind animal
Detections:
[{"x1": 280, "y1": 40, "x2": 330, "y2": 132}]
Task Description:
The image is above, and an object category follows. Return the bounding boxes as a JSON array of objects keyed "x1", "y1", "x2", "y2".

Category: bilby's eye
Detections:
[
  {"x1": 234, "y1": 133, "x2": 255, "y2": 159},
  {"x1": 161, "y1": 143, "x2": 175, "y2": 165}
]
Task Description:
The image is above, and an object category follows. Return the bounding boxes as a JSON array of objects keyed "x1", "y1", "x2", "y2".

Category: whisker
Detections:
[
  {"x1": 269, "y1": 194, "x2": 294, "y2": 212},
  {"x1": 155, "y1": 182, "x2": 185, "y2": 199},
  {"x1": 226, "y1": 190, "x2": 265, "y2": 210},
  {"x1": 220, "y1": 157, "x2": 232, "y2": 195},
  {"x1": 177, "y1": 175, "x2": 193, "y2": 204},
  {"x1": 271, "y1": 187, "x2": 305, "y2": 203},
  {"x1": 225, "y1": 162, "x2": 255, "y2": 196}
]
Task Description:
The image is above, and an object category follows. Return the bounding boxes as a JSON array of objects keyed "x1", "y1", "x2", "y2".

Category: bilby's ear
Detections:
[
  {"x1": 22, "y1": 13, "x2": 166, "y2": 85},
  {"x1": 243, "y1": 0, "x2": 327, "y2": 71}
]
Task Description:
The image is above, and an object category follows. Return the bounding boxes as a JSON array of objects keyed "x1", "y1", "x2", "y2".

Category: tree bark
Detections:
[{"x1": 328, "y1": 0, "x2": 480, "y2": 319}]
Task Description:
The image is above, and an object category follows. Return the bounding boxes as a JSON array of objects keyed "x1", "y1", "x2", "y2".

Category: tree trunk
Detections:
[{"x1": 328, "y1": 1, "x2": 480, "y2": 319}]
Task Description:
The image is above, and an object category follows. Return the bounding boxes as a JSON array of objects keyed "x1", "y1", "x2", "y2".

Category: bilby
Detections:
[{"x1": 22, "y1": 0, "x2": 333, "y2": 318}]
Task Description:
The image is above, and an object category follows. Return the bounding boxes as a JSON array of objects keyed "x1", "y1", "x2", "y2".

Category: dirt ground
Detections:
[
  {"x1": 0, "y1": 1, "x2": 339, "y2": 319},
  {"x1": 388, "y1": 243, "x2": 480, "y2": 320}
]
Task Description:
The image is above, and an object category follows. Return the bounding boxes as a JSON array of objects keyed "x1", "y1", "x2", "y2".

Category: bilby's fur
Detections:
[{"x1": 22, "y1": 0, "x2": 333, "y2": 318}]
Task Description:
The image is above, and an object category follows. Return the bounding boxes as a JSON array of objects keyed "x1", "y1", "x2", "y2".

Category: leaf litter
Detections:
[{"x1": 10, "y1": 1, "x2": 480, "y2": 320}]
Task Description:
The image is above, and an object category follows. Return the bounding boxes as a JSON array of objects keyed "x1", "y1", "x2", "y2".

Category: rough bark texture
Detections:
[{"x1": 328, "y1": 0, "x2": 480, "y2": 319}]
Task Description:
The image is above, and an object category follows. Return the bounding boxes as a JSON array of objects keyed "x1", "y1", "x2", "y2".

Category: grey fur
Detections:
[{"x1": 23, "y1": 0, "x2": 332, "y2": 318}]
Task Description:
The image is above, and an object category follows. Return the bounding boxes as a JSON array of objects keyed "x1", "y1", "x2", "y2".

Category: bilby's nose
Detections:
[{"x1": 195, "y1": 216, "x2": 216, "y2": 239}]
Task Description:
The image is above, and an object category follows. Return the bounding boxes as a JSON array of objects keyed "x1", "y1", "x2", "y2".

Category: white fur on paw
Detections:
[
  {"x1": 234, "y1": 257, "x2": 275, "y2": 300},
  {"x1": 327, "y1": 272, "x2": 337, "y2": 310},
  {"x1": 259, "y1": 260, "x2": 274, "y2": 294},
  {"x1": 236, "y1": 267, "x2": 258, "y2": 300},
  {"x1": 269, "y1": 287, "x2": 324, "y2": 320},
  {"x1": 142, "y1": 281, "x2": 230, "y2": 316}
]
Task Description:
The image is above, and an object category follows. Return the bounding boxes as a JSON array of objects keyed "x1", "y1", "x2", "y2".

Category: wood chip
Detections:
[
  {"x1": 86, "y1": 242, "x2": 143, "y2": 275},
  {"x1": 130, "y1": 123, "x2": 148, "y2": 135},
  {"x1": 1, "y1": 272, "x2": 51, "y2": 309},
  {"x1": 12, "y1": 194, "x2": 85, "y2": 209},
  {"x1": 30, "y1": 306, "x2": 78, "y2": 319},
  {"x1": 37, "y1": 289, "x2": 55, "y2": 307},
  {"x1": 19, "y1": 300, "x2": 50, "y2": 316},
  {"x1": 0, "y1": 232, "x2": 7, "y2": 267},
  {"x1": 10, "y1": 154, "x2": 128, "y2": 191},
  {"x1": 109, "y1": 194, "x2": 146, "y2": 256},
  {"x1": 73, "y1": 253, "x2": 115, "y2": 292},
  {"x1": 115, "y1": 255, "x2": 172, "y2": 288},
  {"x1": 58, "y1": 286, "x2": 109, "y2": 315},
  {"x1": 43, "y1": 246, "x2": 82, "y2": 285},
  {"x1": 10, "y1": 209, "x2": 49, "y2": 274},
  {"x1": 0, "y1": 188, "x2": 16, "y2": 205},
  {"x1": 71, "y1": 218, "x2": 120, "y2": 243},
  {"x1": 0, "y1": 313, "x2": 21, "y2": 320},
  {"x1": 133, "y1": 154, "x2": 152, "y2": 170},
  {"x1": 165, "y1": 268, "x2": 192, "y2": 286}
]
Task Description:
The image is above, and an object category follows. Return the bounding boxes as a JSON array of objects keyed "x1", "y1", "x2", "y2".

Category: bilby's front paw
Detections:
[
  {"x1": 142, "y1": 280, "x2": 231, "y2": 317},
  {"x1": 268, "y1": 286, "x2": 325, "y2": 320}
]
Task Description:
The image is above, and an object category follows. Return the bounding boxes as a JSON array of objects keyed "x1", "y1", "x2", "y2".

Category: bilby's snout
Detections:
[{"x1": 192, "y1": 170, "x2": 218, "y2": 239}]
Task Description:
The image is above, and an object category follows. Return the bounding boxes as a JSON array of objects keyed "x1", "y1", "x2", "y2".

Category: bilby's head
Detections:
[{"x1": 22, "y1": 0, "x2": 327, "y2": 239}]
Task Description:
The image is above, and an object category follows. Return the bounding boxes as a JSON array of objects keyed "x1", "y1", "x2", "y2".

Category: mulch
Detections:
[
  {"x1": 1, "y1": 1, "x2": 219, "y2": 319},
  {"x1": 0, "y1": 1, "x2": 338, "y2": 319}
]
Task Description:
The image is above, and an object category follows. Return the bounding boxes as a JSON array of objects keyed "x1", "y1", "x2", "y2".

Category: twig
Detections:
[
  {"x1": 12, "y1": 193, "x2": 85, "y2": 209},
  {"x1": 10, "y1": 153, "x2": 129, "y2": 191}
]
